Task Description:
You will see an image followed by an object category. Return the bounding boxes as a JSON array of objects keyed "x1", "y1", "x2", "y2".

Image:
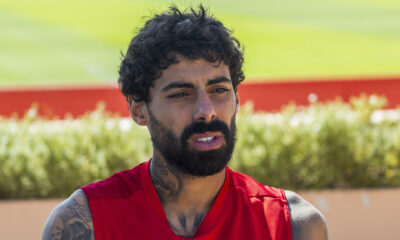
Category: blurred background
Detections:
[
  {"x1": 1, "y1": 0, "x2": 400, "y2": 239},
  {"x1": 1, "y1": 0, "x2": 400, "y2": 87}
]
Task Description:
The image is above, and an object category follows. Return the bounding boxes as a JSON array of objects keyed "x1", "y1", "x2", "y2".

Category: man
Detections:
[{"x1": 43, "y1": 6, "x2": 327, "y2": 240}]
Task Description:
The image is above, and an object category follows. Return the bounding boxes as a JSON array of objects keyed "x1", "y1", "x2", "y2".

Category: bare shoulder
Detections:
[
  {"x1": 284, "y1": 190, "x2": 328, "y2": 240},
  {"x1": 42, "y1": 189, "x2": 94, "y2": 240}
]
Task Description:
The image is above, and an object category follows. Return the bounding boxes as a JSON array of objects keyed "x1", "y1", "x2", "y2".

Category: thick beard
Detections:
[{"x1": 147, "y1": 110, "x2": 236, "y2": 176}]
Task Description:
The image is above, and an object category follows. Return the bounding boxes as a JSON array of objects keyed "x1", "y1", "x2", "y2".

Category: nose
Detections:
[{"x1": 193, "y1": 91, "x2": 216, "y2": 122}]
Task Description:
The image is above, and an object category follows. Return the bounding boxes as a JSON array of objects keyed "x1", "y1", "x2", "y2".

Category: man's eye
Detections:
[
  {"x1": 213, "y1": 88, "x2": 229, "y2": 94},
  {"x1": 167, "y1": 92, "x2": 188, "y2": 98}
]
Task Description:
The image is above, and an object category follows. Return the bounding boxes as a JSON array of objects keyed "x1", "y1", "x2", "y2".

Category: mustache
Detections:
[{"x1": 181, "y1": 119, "x2": 230, "y2": 142}]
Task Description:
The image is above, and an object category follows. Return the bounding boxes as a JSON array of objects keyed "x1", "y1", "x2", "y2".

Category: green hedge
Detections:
[
  {"x1": 0, "y1": 105, "x2": 152, "y2": 199},
  {"x1": 1, "y1": 95, "x2": 400, "y2": 199},
  {"x1": 233, "y1": 95, "x2": 400, "y2": 190}
]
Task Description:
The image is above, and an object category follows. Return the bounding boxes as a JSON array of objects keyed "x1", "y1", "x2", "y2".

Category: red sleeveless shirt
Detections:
[{"x1": 81, "y1": 161, "x2": 292, "y2": 240}]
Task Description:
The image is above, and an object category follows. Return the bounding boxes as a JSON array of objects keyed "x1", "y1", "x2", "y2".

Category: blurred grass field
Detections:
[{"x1": 0, "y1": 0, "x2": 399, "y2": 87}]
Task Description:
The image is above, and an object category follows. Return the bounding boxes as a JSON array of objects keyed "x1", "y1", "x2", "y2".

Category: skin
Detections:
[
  {"x1": 285, "y1": 190, "x2": 328, "y2": 240},
  {"x1": 42, "y1": 56, "x2": 328, "y2": 239},
  {"x1": 149, "y1": 156, "x2": 221, "y2": 237},
  {"x1": 42, "y1": 190, "x2": 94, "y2": 240}
]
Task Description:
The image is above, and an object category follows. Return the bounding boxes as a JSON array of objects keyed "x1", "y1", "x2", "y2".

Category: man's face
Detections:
[{"x1": 141, "y1": 56, "x2": 239, "y2": 176}]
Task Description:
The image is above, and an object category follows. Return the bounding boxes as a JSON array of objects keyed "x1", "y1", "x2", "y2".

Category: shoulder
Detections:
[
  {"x1": 284, "y1": 190, "x2": 328, "y2": 240},
  {"x1": 82, "y1": 165, "x2": 143, "y2": 200},
  {"x1": 229, "y1": 168, "x2": 283, "y2": 198},
  {"x1": 42, "y1": 189, "x2": 94, "y2": 240}
]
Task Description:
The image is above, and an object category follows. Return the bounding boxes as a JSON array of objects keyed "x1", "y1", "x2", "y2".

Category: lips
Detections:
[{"x1": 188, "y1": 131, "x2": 224, "y2": 151}]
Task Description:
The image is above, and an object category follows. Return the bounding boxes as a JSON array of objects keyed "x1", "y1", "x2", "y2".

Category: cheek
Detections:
[
  {"x1": 160, "y1": 113, "x2": 187, "y2": 137},
  {"x1": 215, "y1": 98, "x2": 237, "y2": 121}
]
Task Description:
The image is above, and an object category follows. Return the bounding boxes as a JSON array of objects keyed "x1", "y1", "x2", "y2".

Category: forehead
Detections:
[{"x1": 153, "y1": 57, "x2": 231, "y2": 89}]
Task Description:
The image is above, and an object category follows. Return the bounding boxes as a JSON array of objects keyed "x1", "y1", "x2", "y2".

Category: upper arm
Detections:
[
  {"x1": 285, "y1": 190, "x2": 328, "y2": 240},
  {"x1": 42, "y1": 189, "x2": 94, "y2": 240}
]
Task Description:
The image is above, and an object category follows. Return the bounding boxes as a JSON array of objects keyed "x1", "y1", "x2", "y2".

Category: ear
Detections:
[
  {"x1": 128, "y1": 96, "x2": 148, "y2": 126},
  {"x1": 235, "y1": 92, "x2": 240, "y2": 113}
]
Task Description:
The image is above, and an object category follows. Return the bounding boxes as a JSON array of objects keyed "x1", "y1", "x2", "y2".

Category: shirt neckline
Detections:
[{"x1": 140, "y1": 159, "x2": 231, "y2": 238}]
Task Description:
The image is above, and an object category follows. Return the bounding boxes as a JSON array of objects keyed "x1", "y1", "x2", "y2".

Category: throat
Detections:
[
  {"x1": 149, "y1": 151, "x2": 226, "y2": 206},
  {"x1": 149, "y1": 153, "x2": 227, "y2": 237}
]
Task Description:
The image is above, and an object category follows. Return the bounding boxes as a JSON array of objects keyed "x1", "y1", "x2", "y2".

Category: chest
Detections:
[{"x1": 89, "y1": 193, "x2": 291, "y2": 240}]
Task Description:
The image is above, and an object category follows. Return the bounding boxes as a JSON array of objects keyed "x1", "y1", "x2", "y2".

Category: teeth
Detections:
[{"x1": 197, "y1": 137, "x2": 216, "y2": 142}]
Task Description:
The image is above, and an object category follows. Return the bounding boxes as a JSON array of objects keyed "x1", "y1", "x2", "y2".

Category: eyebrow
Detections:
[
  {"x1": 161, "y1": 82, "x2": 195, "y2": 92},
  {"x1": 161, "y1": 76, "x2": 232, "y2": 92},
  {"x1": 207, "y1": 76, "x2": 232, "y2": 86}
]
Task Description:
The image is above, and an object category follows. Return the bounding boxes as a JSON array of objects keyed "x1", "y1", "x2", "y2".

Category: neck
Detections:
[{"x1": 149, "y1": 150, "x2": 226, "y2": 237}]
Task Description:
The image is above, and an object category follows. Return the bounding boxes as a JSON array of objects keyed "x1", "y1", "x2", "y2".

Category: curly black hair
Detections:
[{"x1": 118, "y1": 5, "x2": 245, "y2": 102}]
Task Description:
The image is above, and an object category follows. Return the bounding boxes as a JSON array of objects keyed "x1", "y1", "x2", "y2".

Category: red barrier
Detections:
[
  {"x1": 1, "y1": 77, "x2": 400, "y2": 118},
  {"x1": 238, "y1": 77, "x2": 400, "y2": 112},
  {"x1": 1, "y1": 86, "x2": 129, "y2": 118}
]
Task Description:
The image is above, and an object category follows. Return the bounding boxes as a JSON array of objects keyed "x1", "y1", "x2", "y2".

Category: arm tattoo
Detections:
[
  {"x1": 42, "y1": 190, "x2": 94, "y2": 240},
  {"x1": 68, "y1": 198, "x2": 92, "y2": 228}
]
